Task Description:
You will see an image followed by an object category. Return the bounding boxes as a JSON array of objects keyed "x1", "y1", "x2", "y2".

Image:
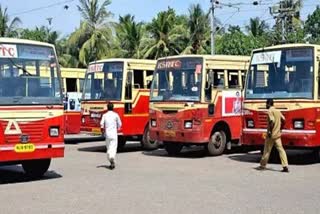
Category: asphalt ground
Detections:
[{"x1": 0, "y1": 138, "x2": 319, "y2": 214}]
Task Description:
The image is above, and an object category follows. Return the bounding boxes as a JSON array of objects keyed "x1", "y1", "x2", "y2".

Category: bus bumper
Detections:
[
  {"x1": 242, "y1": 129, "x2": 320, "y2": 148},
  {"x1": 0, "y1": 143, "x2": 64, "y2": 162},
  {"x1": 150, "y1": 128, "x2": 208, "y2": 144}
]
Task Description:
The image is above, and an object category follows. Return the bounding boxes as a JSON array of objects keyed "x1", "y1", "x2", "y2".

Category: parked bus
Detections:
[
  {"x1": 149, "y1": 55, "x2": 249, "y2": 156},
  {"x1": 64, "y1": 92, "x2": 82, "y2": 134},
  {"x1": 61, "y1": 68, "x2": 85, "y2": 134},
  {"x1": 242, "y1": 44, "x2": 320, "y2": 154},
  {"x1": 81, "y1": 58, "x2": 157, "y2": 149},
  {"x1": 0, "y1": 38, "x2": 64, "y2": 177}
]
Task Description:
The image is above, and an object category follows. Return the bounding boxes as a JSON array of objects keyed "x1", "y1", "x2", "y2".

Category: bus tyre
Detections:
[
  {"x1": 142, "y1": 126, "x2": 158, "y2": 150},
  {"x1": 164, "y1": 142, "x2": 183, "y2": 156},
  {"x1": 22, "y1": 159, "x2": 51, "y2": 178},
  {"x1": 207, "y1": 131, "x2": 226, "y2": 156},
  {"x1": 117, "y1": 136, "x2": 126, "y2": 151}
]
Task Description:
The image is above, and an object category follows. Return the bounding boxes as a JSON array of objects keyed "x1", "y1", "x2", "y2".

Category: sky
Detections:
[{"x1": 1, "y1": 0, "x2": 319, "y2": 37}]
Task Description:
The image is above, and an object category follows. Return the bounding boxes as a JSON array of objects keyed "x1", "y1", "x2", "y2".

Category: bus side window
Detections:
[
  {"x1": 205, "y1": 70, "x2": 213, "y2": 101},
  {"x1": 125, "y1": 71, "x2": 133, "y2": 100},
  {"x1": 146, "y1": 70, "x2": 153, "y2": 89},
  {"x1": 133, "y1": 70, "x2": 144, "y2": 89},
  {"x1": 228, "y1": 71, "x2": 239, "y2": 89}
]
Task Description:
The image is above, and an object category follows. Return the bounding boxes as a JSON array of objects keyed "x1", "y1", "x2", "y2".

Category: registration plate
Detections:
[
  {"x1": 164, "y1": 130, "x2": 176, "y2": 137},
  {"x1": 92, "y1": 128, "x2": 102, "y2": 134},
  {"x1": 14, "y1": 143, "x2": 35, "y2": 153}
]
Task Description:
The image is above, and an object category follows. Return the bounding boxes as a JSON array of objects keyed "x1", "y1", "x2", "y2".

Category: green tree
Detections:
[
  {"x1": 143, "y1": 7, "x2": 185, "y2": 59},
  {"x1": 20, "y1": 26, "x2": 59, "y2": 45},
  {"x1": 183, "y1": 3, "x2": 210, "y2": 54},
  {"x1": 305, "y1": 6, "x2": 320, "y2": 43},
  {"x1": 116, "y1": 14, "x2": 144, "y2": 58},
  {"x1": 217, "y1": 26, "x2": 259, "y2": 56},
  {"x1": 246, "y1": 17, "x2": 269, "y2": 37},
  {"x1": 0, "y1": 5, "x2": 21, "y2": 37},
  {"x1": 69, "y1": 0, "x2": 113, "y2": 66}
]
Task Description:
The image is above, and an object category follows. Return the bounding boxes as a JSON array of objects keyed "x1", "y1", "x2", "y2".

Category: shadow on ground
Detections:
[
  {"x1": 78, "y1": 142, "x2": 142, "y2": 153},
  {"x1": 65, "y1": 135, "x2": 104, "y2": 144},
  {"x1": 0, "y1": 166, "x2": 62, "y2": 185},
  {"x1": 229, "y1": 149, "x2": 320, "y2": 165}
]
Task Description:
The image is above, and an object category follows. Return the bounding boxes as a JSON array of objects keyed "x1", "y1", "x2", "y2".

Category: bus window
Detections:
[
  {"x1": 228, "y1": 71, "x2": 239, "y2": 89},
  {"x1": 205, "y1": 70, "x2": 213, "y2": 101},
  {"x1": 146, "y1": 70, "x2": 153, "y2": 89},
  {"x1": 79, "y1": 78, "x2": 85, "y2": 92},
  {"x1": 214, "y1": 70, "x2": 225, "y2": 88},
  {"x1": 133, "y1": 70, "x2": 144, "y2": 89},
  {"x1": 125, "y1": 71, "x2": 133, "y2": 100}
]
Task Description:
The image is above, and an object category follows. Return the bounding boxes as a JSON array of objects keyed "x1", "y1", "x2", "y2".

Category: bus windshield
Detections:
[
  {"x1": 0, "y1": 43, "x2": 62, "y2": 105},
  {"x1": 83, "y1": 62, "x2": 123, "y2": 101},
  {"x1": 150, "y1": 57, "x2": 202, "y2": 102},
  {"x1": 246, "y1": 47, "x2": 314, "y2": 99}
]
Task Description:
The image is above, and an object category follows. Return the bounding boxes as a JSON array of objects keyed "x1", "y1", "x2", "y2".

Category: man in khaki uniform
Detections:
[{"x1": 257, "y1": 99, "x2": 289, "y2": 172}]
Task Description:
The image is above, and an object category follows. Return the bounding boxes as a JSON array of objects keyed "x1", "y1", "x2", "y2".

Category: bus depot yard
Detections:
[{"x1": 1, "y1": 140, "x2": 320, "y2": 214}]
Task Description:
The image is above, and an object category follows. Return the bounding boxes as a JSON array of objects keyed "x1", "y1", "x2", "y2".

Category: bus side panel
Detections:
[{"x1": 65, "y1": 111, "x2": 81, "y2": 134}]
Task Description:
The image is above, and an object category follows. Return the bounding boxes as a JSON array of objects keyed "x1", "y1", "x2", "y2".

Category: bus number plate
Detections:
[
  {"x1": 92, "y1": 128, "x2": 102, "y2": 135},
  {"x1": 14, "y1": 143, "x2": 35, "y2": 153},
  {"x1": 164, "y1": 130, "x2": 176, "y2": 137}
]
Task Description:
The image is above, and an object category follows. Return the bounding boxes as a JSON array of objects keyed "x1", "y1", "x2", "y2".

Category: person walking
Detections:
[
  {"x1": 100, "y1": 103, "x2": 122, "y2": 170},
  {"x1": 257, "y1": 98, "x2": 289, "y2": 173}
]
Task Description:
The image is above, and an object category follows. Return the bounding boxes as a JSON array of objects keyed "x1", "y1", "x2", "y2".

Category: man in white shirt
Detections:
[{"x1": 100, "y1": 103, "x2": 122, "y2": 169}]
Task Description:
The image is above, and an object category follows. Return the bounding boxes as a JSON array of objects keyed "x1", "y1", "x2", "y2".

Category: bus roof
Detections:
[
  {"x1": 0, "y1": 37, "x2": 55, "y2": 48},
  {"x1": 157, "y1": 54, "x2": 250, "y2": 62},
  {"x1": 252, "y1": 43, "x2": 320, "y2": 52},
  {"x1": 89, "y1": 58, "x2": 156, "y2": 65}
]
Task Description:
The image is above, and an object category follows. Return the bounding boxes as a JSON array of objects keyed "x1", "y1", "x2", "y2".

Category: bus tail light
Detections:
[
  {"x1": 247, "y1": 119, "x2": 254, "y2": 128},
  {"x1": 294, "y1": 120, "x2": 304, "y2": 129},
  {"x1": 49, "y1": 127, "x2": 60, "y2": 137},
  {"x1": 184, "y1": 120, "x2": 193, "y2": 129}
]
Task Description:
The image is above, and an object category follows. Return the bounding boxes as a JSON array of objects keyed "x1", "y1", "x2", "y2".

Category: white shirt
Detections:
[{"x1": 100, "y1": 111, "x2": 122, "y2": 138}]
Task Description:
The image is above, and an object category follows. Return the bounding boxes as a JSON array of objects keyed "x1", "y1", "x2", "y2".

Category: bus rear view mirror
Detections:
[{"x1": 208, "y1": 103, "x2": 215, "y2": 115}]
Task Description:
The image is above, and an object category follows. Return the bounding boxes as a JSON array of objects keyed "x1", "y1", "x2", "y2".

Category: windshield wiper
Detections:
[{"x1": 8, "y1": 58, "x2": 33, "y2": 76}]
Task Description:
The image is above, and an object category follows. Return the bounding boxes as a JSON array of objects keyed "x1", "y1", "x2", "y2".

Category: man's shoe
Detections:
[
  {"x1": 282, "y1": 167, "x2": 289, "y2": 173},
  {"x1": 110, "y1": 158, "x2": 115, "y2": 170},
  {"x1": 255, "y1": 165, "x2": 266, "y2": 171}
]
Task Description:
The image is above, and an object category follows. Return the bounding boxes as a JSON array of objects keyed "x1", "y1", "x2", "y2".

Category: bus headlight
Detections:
[
  {"x1": 81, "y1": 117, "x2": 85, "y2": 124},
  {"x1": 184, "y1": 121, "x2": 193, "y2": 129},
  {"x1": 294, "y1": 120, "x2": 304, "y2": 129},
  {"x1": 247, "y1": 119, "x2": 254, "y2": 128},
  {"x1": 50, "y1": 127, "x2": 59, "y2": 137},
  {"x1": 151, "y1": 119, "x2": 157, "y2": 127}
]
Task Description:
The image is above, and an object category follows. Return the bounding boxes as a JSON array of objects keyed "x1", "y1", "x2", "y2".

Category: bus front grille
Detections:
[{"x1": 2, "y1": 120, "x2": 45, "y2": 144}]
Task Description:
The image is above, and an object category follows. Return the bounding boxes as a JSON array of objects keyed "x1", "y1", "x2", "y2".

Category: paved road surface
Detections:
[{"x1": 0, "y1": 140, "x2": 319, "y2": 214}]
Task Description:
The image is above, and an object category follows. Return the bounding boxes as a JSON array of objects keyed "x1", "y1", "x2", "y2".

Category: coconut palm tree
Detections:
[
  {"x1": 116, "y1": 14, "x2": 144, "y2": 58},
  {"x1": 182, "y1": 4, "x2": 210, "y2": 54},
  {"x1": 246, "y1": 17, "x2": 269, "y2": 37},
  {"x1": 0, "y1": 5, "x2": 21, "y2": 37},
  {"x1": 68, "y1": 0, "x2": 113, "y2": 65},
  {"x1": 143, "y1": 8, "x2": 185, "y2": 59}
]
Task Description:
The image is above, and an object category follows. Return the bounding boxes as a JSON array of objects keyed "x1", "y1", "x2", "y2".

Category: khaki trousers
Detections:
[{"x1": 260, "y1": 138, "x2": 288, "y2": 167}]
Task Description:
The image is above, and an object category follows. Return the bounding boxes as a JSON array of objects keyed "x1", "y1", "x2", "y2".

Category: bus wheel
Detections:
[
  {"x1": 142, "y1": 126, "x2": 158, "y2": 150},
  {"x1": 117, "y1": 136, "x2": 126, "y2": 151},
  {"x1": 22, "y1": 159, "x2": 51, "y2": 178},
  {"x1": 207, "y1": 131, "x2": 226, "y2": 156},
  {"x1": 164, "y1": 142, "x2": 183, "y2": 156}
]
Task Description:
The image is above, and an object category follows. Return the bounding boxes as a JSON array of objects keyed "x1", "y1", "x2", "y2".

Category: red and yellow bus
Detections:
[
  {"x1": 61, "y1": 68, "x2": 86, "y2": 134},
  {"x1": 0, "y1": 38, "x2": 64, "y2": 177},
  {"x1": 149, "y1": 55, "x2": 249, "y2": 156},
  {"x1": 242, "y1": 44, "x2": 320, "y2": 152},
  {"x1": 81, "y1": 58, "x2": 157, "y2": 149}
]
